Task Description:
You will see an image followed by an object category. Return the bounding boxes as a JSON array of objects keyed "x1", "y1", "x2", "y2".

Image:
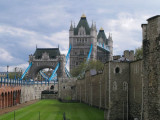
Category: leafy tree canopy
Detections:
[
  {"x1": 71, "y1": 60, "x2": 104, "y2": 77},
  {"x1": 135, "y1": 46, "x2": 143, "y2": 60}
]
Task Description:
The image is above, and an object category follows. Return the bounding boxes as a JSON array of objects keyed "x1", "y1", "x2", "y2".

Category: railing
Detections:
[{"x1": 0, "y1": 77, "x2": 57, "y2": 87}]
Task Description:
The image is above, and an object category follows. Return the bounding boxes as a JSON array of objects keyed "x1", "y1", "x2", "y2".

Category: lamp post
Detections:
[
  {"x1": 15, "y1": 67, "x2": 17, "y2": 80},
  {"x1": 7, "y1": 65, "x2": 9, "y2": 79}
]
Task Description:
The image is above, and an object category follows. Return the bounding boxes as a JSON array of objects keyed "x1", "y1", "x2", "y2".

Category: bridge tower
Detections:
[
  {"x1": 27, "y1": 47, "x2": 66, "y2": 80},
  {"x1": 69, "y1": 14, "x2": 97, "y2": 71}
]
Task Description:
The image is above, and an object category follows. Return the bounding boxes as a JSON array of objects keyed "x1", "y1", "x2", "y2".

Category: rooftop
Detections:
[
  {"x1": 147, "y1": 15, "x2": 160, "y2": 21},
  {"x1": 74, "y1": 15, "x2": 91, "y2": 35},
  {"x1": 34, "y1": 48, "x2": 60, "y2": 59}
]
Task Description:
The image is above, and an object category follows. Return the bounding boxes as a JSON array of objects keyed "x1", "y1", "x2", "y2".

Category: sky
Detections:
[{"x1": 0, "y1": 0, "x2": 160, "y2": 72}]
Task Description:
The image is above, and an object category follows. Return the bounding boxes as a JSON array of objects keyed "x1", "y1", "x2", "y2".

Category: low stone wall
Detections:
[
  {"x1": 21, "y1": 83, "x2": 57, "y2": 103},
  {"x1": 58, "y1": 77, "x2": 77, "y2": 101},
  {"x1": 0, "y1": 84, "x2": 21, "y2": 109},
  {"x1": 41, "y1": 94, "x2": 58, "y2": 99}
]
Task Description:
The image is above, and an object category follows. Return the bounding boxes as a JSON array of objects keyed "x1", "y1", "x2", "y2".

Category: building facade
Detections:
[{"x1": 69, "y1": 15, "x2": 113, "y2": 71}]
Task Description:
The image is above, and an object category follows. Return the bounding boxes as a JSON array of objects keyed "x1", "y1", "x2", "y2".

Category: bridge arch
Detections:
[{"x1": 27, "y1": 48, "x2": 66, "y2": 80}]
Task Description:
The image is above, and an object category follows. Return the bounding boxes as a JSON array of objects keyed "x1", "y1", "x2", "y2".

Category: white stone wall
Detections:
[{"x1": 20, "y1": 83, "x2": 58, "y2": 103}]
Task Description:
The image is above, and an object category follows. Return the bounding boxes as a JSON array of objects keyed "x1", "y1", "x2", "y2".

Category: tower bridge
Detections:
[{"x1": 0, "y1": 14, "x2": 114, "y2": 116}]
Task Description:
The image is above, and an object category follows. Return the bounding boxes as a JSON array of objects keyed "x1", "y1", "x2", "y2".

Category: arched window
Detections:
[
  {"x1": 113, "y1": 81, "x2": 117, "y2": 91},
  {"x1": 115, "y1": 67, "x2": 120, "y2": 73},
  {"x1": 123, "y1": 82, "x2": 128, "y2": 91},
  {"x1": 50, "y1": 85, "x2": 54, "y2": 90}
]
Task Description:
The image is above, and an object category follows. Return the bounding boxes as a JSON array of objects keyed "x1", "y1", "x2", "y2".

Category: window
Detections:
[
  {"x1": 80, "y1": 50, "x2": 84, "y2": 55},
  {"x1": 113, "y1": 81, "x2": 117, "y2": 91},
  {"x1": 115, "y1": 67, "x2": 120, "y2": 73},
  {"x1": 123, "y1": 82, "x2": 128, "y2": 91},
  {"x1": 76, "y1": 62, "x2": 78, "y2": 65}
]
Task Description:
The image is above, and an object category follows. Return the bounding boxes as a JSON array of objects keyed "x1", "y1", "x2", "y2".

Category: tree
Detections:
[
  {"x1": 135, "y1": 47, "x2": 143, "y2": 60},
  {"x1": 88, "y1": 60, "x2": 104, "y2": 71},
  {"x1": 71, "y1": 60, "x2": 104, "y2": 77}
]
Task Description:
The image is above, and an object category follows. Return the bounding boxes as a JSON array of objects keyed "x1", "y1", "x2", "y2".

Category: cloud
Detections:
[
  {"x1": 97, "y1": 12, "x2": 151, "y2": 55},
  {"x1": 0, "y1": 25, "x2": 69, "y2": 67},
  {"x1": 0, "y1": 25, "x2": 69, "y2": 49},
  {"x1": 0, "y1": 48, "x2": 13, "y2": 62},
  {"x1": 0, "y1": 62, "x2": 29, "y2": 72},
  {"x1": 0, "y1": 0, "x2": 160, "y2": 71}
]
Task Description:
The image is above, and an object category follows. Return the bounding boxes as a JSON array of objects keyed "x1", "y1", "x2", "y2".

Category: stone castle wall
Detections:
[
  {"x1": 58, "y1": 77, "x2": 77, "y2": 101},
  {"x1": 129, "y1": 60, "x2": 143, "y2": 120},
  {"x1": 142, "y1": 15, "x2": 160, "y2": 120},
  {"x1": 21, "y1": 83, "x2": 57, "y2": 103},
  {"x1": 74, "y1": 61, "x2": 143, "y2": 120}
]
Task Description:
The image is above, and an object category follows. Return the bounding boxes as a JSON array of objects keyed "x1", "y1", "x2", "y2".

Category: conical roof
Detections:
[
  {"x1": 97, "y1": 28, "x2": 108, "y2": 44},
  {"x1": 74, "y1": 14, "x2": 91, "y2": 35}
]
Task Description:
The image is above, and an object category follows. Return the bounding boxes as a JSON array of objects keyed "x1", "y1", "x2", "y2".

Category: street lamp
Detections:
[
  {"x1": 15, "y1": 67, "x2": 17, "y2": 80},
  {"x1": 7, "y1": 65, "x2": 9, "y2": 79}
]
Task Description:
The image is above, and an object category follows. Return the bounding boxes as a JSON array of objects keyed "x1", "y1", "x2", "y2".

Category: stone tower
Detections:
[
  {"x1": 69, "y1": 14, "x2": 97, "y2": 71},
  {"x1": 97, "y1": 28, "x2": 113, "y2": 62},
  {"x1": 142, "y1": 15, "x2": 160, "y2": 120}
]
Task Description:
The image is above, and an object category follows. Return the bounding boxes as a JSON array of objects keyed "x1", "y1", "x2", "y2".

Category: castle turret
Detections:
[{"x1": 142, "y1": 15, "x2": 160, "y2": 120}]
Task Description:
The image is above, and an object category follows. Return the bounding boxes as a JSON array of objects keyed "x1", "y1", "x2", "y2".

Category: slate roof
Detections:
[
  {"x1": 74, "y1": 17, "x2": 91, "y2": 35},
  {"x1": 34, "y1": 48, "x2": 60, "y2": 59},
  {"x1": 97, "y1": 29, "x2": 108, "y2": 44}
]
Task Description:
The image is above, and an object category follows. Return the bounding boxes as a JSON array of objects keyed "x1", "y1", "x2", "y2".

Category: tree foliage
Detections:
[
  {"x1": 71, "y1": 60, "x2": 104, "y2": 77},
  {"x1": 8, "y1": 72, "x2": 23, "y2": 79},
  {"x1": 135, "y1": 47, "x2": 143, "y2": 60}
]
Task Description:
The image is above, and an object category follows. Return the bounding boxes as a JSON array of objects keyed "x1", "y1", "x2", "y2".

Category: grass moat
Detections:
[{"x1": 0, "y1": 100, "x2": 104, "y2": 120}]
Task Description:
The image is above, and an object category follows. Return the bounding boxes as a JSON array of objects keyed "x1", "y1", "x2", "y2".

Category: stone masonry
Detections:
[{"x1": 142, "y1": 15, "x2": 160, "y2": 120}]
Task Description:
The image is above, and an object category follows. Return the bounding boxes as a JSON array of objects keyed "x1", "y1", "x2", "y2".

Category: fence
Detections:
[
  {"x1": 0, "y1": 111, "x2": 70, "y2": 120},
  {"x1": 0, "y1": 77, "x2": 57, "y2": 87}
]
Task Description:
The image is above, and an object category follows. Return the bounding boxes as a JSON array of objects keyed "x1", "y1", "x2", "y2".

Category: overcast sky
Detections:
[{"x1": 0, "y1": 0, "x2": 160, "y2": 72}]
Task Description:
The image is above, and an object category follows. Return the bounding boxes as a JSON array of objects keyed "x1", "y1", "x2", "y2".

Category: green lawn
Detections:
[{"x1": 0, "y1": 100, "x2": 104, "y2": 120}]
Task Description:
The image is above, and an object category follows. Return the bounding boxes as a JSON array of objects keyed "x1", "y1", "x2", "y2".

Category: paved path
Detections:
[{"x1": 0, "y1": 100, "x2": 39, "y2": 115}]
